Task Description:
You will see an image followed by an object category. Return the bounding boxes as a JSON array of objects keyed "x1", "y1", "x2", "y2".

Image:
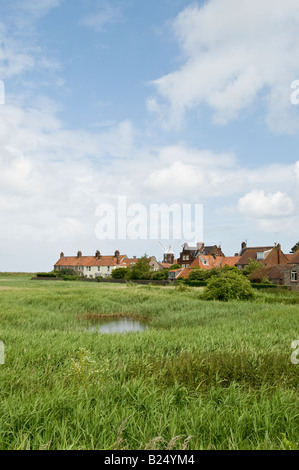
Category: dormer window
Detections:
[{"x1": 257, "y1": 252, "x2": 265, "y2": 260}]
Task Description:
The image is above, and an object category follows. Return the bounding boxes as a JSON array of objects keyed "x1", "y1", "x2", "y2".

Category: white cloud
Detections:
[
  {"x1": 1, "y1": 97, "x2": 299, "y2": 268},
  {"x1": 149, "y1": 0, "x2": 299, "y2": 132},
  {"x1": 238, "y1": 190, "x2": 295, "y2": 218}
]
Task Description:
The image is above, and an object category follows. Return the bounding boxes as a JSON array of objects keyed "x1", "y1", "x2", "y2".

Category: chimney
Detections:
[
  {"x1": 133, "y1": 255, "x2": 136, "y2": 259},
  {"x1": 114, "y1": 250, "x2": 120, "y2": 257},
  {"x1": 95, "y1": 250, "x2": 101, "y2": 258},
  {"x1": 197, "y1": 241, "x2": 204, "y2": 252},
  {"x1": 77, "y1": 251, "x2": 82, "y2": 258},
  {"x1": 277, "y1": 243, "x2": 281, "y2": 265},
  {"x1": 60, "y1": 252, "x2": 64, "y2": 259},
  {"x1": 241, "y1": 241, "x2": 247, "y2": 250}
]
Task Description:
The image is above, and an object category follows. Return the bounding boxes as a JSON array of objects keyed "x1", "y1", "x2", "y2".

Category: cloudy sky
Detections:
[{"x1": 1, "y1": 0, "x2": 299, "y2": 271}]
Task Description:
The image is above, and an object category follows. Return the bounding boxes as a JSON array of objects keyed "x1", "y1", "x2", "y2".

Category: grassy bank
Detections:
[{"x1": 0, "y1": 276, "x2": 298, "y2": 449}]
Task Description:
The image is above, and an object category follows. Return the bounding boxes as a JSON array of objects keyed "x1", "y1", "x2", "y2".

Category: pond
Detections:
[{"x1": 88, "y1": 317, "x2": 149, "y2": 334}]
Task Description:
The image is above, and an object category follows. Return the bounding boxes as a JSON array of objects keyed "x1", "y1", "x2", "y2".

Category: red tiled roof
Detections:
[
  {"x1": 177, "y1": 267, "x2": 190, "y2": 279},
  {"x1": 188, "y1": 255, "x2": 225, "y2": 270},
  {"x1": 220, "y1": 256, "x2": 240, "y2": 267},
  {"x1": 159, "y1": 263, "x2": 173, "y2": 269},
  {"x1": 237, "y1": 247, "x2": 273, "y2": 266},
  {"x1": 55, "y1": 255, "x2": 127, "y2": 267},
  {"x1": 289, "y1": 250, "x2": 299, "y2": 264},
  {"x1": 121, "y1": 258, "x2": 139, "y2": 268},
  {"x1": 176, "y1": 255, "x2": 240, "y2": 278}
]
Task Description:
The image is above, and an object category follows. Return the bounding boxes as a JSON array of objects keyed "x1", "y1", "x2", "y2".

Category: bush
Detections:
[
  {"x1": 111, "y1": 267, "x2": 129, "y2": 279},
  {"x1": 36, "y1": 273, "x2": 57, "y2": 278},
  {"x1": 169, "y1": 264, "x2": 182, "y2": 270},
  {"x1": 184, "y1": 279, "x2": 207, "y2": 287},
  {"x1": 202, "y1": 271, "x2": 255, "y2": 301},
  {"x1": 251, "y1": 282, "x2": 279, "y2": 290},
  {"x1": 151, "y1": 270, "x2": 169, "y2": 280},
  {"x1": 61, "y1": 275, "x2": 79, "y2": 281},
  {"x1": 57, "y1": 268, "x2": 78, "y2": 277}
]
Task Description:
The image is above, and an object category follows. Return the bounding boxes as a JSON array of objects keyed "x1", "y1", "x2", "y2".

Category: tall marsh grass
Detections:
[{"x1": 0, "y1": 274, "x2": 298, "y2": 449}]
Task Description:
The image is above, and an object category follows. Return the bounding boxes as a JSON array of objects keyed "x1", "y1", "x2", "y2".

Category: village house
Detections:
[
  {"x1": 236, "y1": 242, "x2": 289, "y2": 269},
  {"x1": 177, "y1": 242, "x2": 225, "y2": 269},
  {"x1": 54, "y1": 250, "x2": 128, "y2": 279},
  {"x1": 121, "y1": 256, "x2": 161, "y2": 271},
  {"x1": 248, "y1": 247, "x2": 299, "y2": 287},
  {"x1": 54, "y1": 251, "x2": 161, "y2": 278},
  {"x1": 171, "y1": 253, "x2": 240, "y2": 280}
]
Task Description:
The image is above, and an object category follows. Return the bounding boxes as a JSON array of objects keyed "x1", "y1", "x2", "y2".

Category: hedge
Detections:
[
  {"x1": 184, "y1": 280, "x2": 208, "y2": 287},
  {"x1": 36, "y1": 273, "x2": 57, "y2": 278}
]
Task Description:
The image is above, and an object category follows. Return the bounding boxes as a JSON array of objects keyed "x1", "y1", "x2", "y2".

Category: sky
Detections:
[{"x1": 1, "y1": 0, "x2": 299, "y2": 272}]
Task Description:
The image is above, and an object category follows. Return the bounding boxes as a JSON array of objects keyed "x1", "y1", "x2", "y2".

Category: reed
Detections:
[{"x1": 0, "y1": 274, "x2": 298, "y2": 449}]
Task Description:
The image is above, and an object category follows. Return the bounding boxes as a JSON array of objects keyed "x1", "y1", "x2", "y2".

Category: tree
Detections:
[
  {"x1": 202, "y1": 271, "x2": 255, "y2": 302},
  {"x1": 128, "y1": 255, "x2": 152, "y2": 280},
  {"x1": 291, "y1": 242, "x2": 299, "y2": 253},
  {"x1": 151, "y1": 270, "x2": 169, "y2": 280},
  {"x1": 242, "y1": 258, "x2": 263, "y2": 277},
  {"x1": 111, "y1": 267, "x2": 129, "y2": 279},
  {"x1": 58, "y1": 268, "x2": 77, "y2": 276},
  {"x1": 187, "y1": 267, "x2": 208, "y2": 281},
  {"x1": 169, "y1": 263, "x2": 182, "y2": 270}
]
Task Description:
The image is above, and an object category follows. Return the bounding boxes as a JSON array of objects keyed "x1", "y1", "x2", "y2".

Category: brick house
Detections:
[
  {"x1": 169, "y1": 254, "x2": 240, "y2": 280},
  {"x1": 249, "y1": 264, "x2": 299, "y2": 287},
  {"x1": 236, "y1": 242, "x2": 289, "y2": 269},
  {"x1": 177, "y1": 242, "x2": 225, "y2": 269}
]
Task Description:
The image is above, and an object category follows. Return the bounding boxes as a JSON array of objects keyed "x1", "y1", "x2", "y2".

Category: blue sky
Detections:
[{"x1": 1, "y1": 0, "x2": 299, "y2": 271}]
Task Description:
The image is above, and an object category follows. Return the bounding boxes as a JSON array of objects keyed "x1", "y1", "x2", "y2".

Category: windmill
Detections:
[{"x1": 157, "y1": 240, "x2": 181, "y2": 264}]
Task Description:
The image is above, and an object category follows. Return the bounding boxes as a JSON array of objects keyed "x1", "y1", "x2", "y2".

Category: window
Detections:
[
  {"x1": 257, "y1": 252, "x2": 265, "y2": 260},
  {"x1": 291, "y1": 270, "x2": 298, "y2": 282}
]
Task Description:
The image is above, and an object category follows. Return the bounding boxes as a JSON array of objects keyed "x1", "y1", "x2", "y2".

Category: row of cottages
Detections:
[
  {"x1": 169, "y1": 241, "x2": 299, "y2": 287},
  {"x1": 54, "y1": 251, "x2": 160, "y2": 279}
]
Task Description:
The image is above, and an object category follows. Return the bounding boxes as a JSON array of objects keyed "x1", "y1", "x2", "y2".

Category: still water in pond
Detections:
[{"x1": 89, "y1": 317, "x2": 148, "y2": 334}]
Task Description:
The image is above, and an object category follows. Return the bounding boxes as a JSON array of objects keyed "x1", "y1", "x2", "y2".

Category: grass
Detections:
[{"x1": 0, "y1": 274, "x2": 298, "y2": 449}]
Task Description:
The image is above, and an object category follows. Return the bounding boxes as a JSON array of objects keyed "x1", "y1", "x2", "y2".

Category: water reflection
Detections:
[{"x1": 89, "y1": 317, "x2": 148, "y2": 334}]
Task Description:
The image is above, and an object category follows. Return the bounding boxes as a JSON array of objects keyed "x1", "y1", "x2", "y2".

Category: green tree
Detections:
[
  {"x1": 187, "y1": 267, "x2": 208, "y2": 281},
  {"x1": 169, "y1": 263, "x2": 182, "y2": 270},
  {"x1": 202, "y1": 271, "x2": 255, "y2": 302},
  {"x1": 129, "y1": 255, "x2": 152, "y2": 280},
  {"x1": 111, "y1": 267, "x2": 129, "y2": 279},
  {"x1": 242, "y1": 258, "x2": 263, "y2": 277},
  {"x1": 151, "y1": 269, "x2": 169, "y2": 280},
  {"x1": 57, "y1": 268, "x2": 77, "y2": 277}
]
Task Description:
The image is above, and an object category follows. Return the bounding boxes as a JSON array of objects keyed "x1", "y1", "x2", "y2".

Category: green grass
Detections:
[{"x1": 0, "y1": 275, "x2": 298, "y2": 449}]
